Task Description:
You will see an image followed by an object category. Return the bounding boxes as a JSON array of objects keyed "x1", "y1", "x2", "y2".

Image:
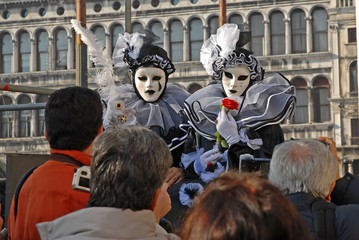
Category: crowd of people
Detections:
[{"x1": 2, "y1": 22, "x2": 359, "y2": 240}]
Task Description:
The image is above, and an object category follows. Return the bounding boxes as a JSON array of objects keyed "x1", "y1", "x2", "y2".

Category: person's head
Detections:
[
  {"x1": 133, "y1": 64, "x2": 167, "y2": 102},
  {"x1": 200, "y1": 24, "x2": 263, "y2": 98},
  {"x1": 117, "y1": 31, "x2": 175, "y2": 102},
  {"x1": 220, "y1": 48, "x2": 262, "y2": 98},
  {"x1": 45, "y1": 86, "x2": 103, "y2": 151},
  {"x1": 269, "y1": 139, "x2": 338, "y2": 199},
  {"x1": 181, "y1": 171, "x2": 312, "y2": 240},
  {"x1": 88, "y1": 126, "x2": 172, "y2": 210}
]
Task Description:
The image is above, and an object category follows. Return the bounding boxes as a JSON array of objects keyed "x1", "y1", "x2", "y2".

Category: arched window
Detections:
[
  {"x1": 169, "y1": 20, "x2": 183, "y2": 62},
  {"x1": 19, "y1": 31, "x2": 30, "y2": 72},
  {"x1": 270, "y1": 11, "x2": 285, "y2": 55},
  {"x1": 132, "y1": 22, "x2": 143, "y2": 33},
  {"x1": 55, "y1": 29, "x2": 68, "y2": 70},
  {"x1": 37, "y1": 30, "x2": 49, "y2": 71},
  {"x1": 90, "y1": 25, "x2": 106, "y2": 67},
  {"x1": 111, "y1": 24, "x2": 124, "y2": 52},
  {"x1": 149, "y1": 21, "x2": 163, "y2": 48},
  {"x1": 1, "y1": 32, "x2": 12, "y2": 73},
  {"x1": 249, "y1": 13, "x2": 264, "y2": 56},
  {"x1": 18, "y1": 95, "x2": 31, "y2": 137},
  {"x1": 292, "y1": 78, "x2": 308, "y2": 123},
  {"x1": 91, "y1": 25, "x2": 106, "y2": 48},
  {"x1": 312, "y1": 7, "x2": 328, "y2": 52},
  {"x1": 228, "y1": 14, "x2": 243, "y2": 28},
  {"x1": 313, "y1": 77, "x2": 330, "y2": 122},
  {"x1": 208, "y1": 16, "x2": 219, "y2": 37},
  {"x1": 351, "y1": 119, "x2": 359, "y2": 145},
  {"x1": 36, "y1": 95, "x2": 48, "y2": 136},
  {"x1": 350, "y1": 61, "x2": 358, "y2": 96},
  {"x1": 189, "y1": 18, "x2": 203, "y2": 61},
  {"x1": 0, "y1": 95, "x2": 13, "y2": 138},
  {"x1": 291, "y1": 9, "x2": 306, "y2": 53}
]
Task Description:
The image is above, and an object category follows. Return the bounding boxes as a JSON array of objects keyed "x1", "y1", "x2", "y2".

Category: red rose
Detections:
[{"x1": 222, "y1": 98, "x2": 239, "y2": 110}]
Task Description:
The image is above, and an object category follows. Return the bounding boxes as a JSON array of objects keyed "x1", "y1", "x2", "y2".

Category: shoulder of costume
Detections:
[
  {"x1": 237, "y1": 72, "x2": 296, "y2": 130},
  {"x1": 185, "y1": 83, "x2": 223, "y2": 104}
]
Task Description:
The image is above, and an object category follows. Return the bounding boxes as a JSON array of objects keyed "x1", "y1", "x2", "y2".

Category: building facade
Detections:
[{"x1": 0, "y1": 0, "x2": 357, "y2": 175}]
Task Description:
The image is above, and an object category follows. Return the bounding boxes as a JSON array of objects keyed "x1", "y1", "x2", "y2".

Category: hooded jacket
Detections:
[{"x1": 36, "y1": 207, "x2": 181, "y2": 240}]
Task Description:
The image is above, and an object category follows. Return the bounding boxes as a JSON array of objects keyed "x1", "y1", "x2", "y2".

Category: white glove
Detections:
[
  {"x1": 216, "y1": 107, "x2": 240, "y2": 146},
  {"x1": 194, "y1": 145, "x2": 222, "y2": 174}
]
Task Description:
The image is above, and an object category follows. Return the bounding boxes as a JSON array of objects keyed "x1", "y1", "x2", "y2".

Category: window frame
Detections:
[
  {"x1": 291, "y1": 78, "x2": 309, "y2": 124},
  {"x1": 249, "y1": 13, "x2": 264, "y2": 56},
  {"x1": 0, "y1": 95, "x2": 13, "y2": 138},
  {"x1": 189, "y1": 18, "x2": 203, "y2": 61},
  {"x1": 169, "y1": 19, "x2": 183, "y2": 62},
  {"x1": 54, "y1": 28, "x2": 68, "y2": 70},
  {"x1": 291, "y1": 9, "x2": 306, "y2": 53},
  {"x1": 1, "y1": 32, "x2": 13, "y2": 74},
  {"x1": 348, "y1": 27, "x2": 357, "y2": 43},
  {"x1": 270, "y1": 11, "x2": 285, "y2": 55},
  {"x1": 312, "y1": 77, "x2": 330, "y2": 123}
]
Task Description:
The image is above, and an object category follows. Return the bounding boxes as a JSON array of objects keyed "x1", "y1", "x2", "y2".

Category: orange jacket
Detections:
[{"x1": 7, "y1": 149, "x2": 91, "y2": 240}]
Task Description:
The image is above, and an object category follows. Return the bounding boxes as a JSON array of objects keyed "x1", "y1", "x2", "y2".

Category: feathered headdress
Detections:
[
  {"x1": 112, "y1": 30, "x2": 175, "y2": 76},
  {"x1": 71, "y1": 20, "x2": 137, "y2": 129},
  {"x1": 200, "y1": 23, "x2": 262, "y2": 82},
  {"x1": 71, "y1": 19, "x2": 120, "y2": 102}
]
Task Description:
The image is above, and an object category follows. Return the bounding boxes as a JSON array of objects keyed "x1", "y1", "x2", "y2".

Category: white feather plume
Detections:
[
  {"x1": 71, "y1": 19, "x2": 115, "y2": 100},
  {"x1": 200, "y1": 23, "x2": 240, "y2": 76}
]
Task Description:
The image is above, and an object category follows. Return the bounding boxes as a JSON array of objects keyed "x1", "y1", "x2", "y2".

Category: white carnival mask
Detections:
[
  {"x1": 134, "y1": 66, "x2": 166, "y2": 102},
  {"x1": 222, "y1": 65, "x2": 250, "y2": 97}
]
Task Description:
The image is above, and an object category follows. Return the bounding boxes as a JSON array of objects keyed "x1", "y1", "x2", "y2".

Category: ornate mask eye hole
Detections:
[
  {"x1": 115, "y1": 102, "x2": 123, "y2": 110},
  {"x1": 238, "y1": 75, "x2": 248, "y2": 81},
  {"x1": 224, "y1": 72, "x2": 233, "y2": 78}
]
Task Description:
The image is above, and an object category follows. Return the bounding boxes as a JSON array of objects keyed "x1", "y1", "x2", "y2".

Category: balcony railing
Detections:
[{"x1": 339, "y1": 0, "x2": 355, "y2": 7}]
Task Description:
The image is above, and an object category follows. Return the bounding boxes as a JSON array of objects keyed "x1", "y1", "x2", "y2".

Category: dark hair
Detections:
[
  {"x1": 89, "y1": 126, "x2": 172, "y2": 210},
  {"x1": 45, "y1": 86, "x2": 103, "y2": 151},
  {"x1": 180, "y1": 171, "x2": 313, "y2": 240}
]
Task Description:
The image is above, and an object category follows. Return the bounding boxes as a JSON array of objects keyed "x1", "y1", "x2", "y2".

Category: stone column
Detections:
[
  {"x1": 306, "y1": 16, "x2": 313, "y2": 53},
  {"x1": 285, "y1": 18, "x2": 292, "y2": 54},
  {"x1": 48, "y1": 37, "x2": 55, "y2": 70},
  {"x1": 163, "y1": 28, "x2": 170, "y2": 55},
  {"x1": 242, "y1": 22, "x2": 250, "y2": 49},
  {"x1": 105, "y1": 33, "x2": 111, "y2": 60},
  {"x1": 32, "y1": 109, "x2": 38, "y2": 137},
  {"x1": 68, "y1": 35, "x2": 75, "y2": 69},
  {"x1": 203, "y1": 25, "x2": 209, "y2": 41},
  {"x1": 263, "y1": 20, "x2": 270, "y2": 56},
  {"x1": 12, "y1": 40, "x2": 18, "y2": 73},
  {"x1": 30, "y1": 38, "x2": 37, "y2": 72},
  {"x1": 330, "y1": 24, "x2": 340, "y2": 98},
  {"x1": 308, "y1": 86, "x2": 313, "y2": 123},
  {"x1": 183, "y1": 24, "x2": 190, "y2": 61}
]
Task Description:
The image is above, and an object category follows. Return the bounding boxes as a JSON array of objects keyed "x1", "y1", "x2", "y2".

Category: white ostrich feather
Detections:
[{"x1": 71, "y1": 19, "x2": 115, "y2": 95}]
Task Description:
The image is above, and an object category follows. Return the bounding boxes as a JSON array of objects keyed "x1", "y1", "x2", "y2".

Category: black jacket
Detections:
[{"x1": 288, "y1": 189, "x2": 359, "y2": 240}]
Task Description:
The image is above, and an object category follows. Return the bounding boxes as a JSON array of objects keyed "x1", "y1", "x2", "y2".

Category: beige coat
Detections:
[{"x1": 36, "y1": 207, "x2": 181, "y2": 240}]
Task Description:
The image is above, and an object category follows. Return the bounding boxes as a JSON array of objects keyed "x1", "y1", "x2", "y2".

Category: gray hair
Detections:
[
  {"x1": 268, "y1": 139, "x2": 337, "y2": 199},
  {"x1": 88, "y1": 126, "x2": 172, "y2": 210}
]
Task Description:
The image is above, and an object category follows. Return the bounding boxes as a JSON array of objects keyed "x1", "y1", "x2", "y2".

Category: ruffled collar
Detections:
[
  {"x1": 184, "y1": 73, "x2": 296, "y2": 141},
  {"x1": 113, "y1": 83, "x2": 190, "y2": 146}
]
